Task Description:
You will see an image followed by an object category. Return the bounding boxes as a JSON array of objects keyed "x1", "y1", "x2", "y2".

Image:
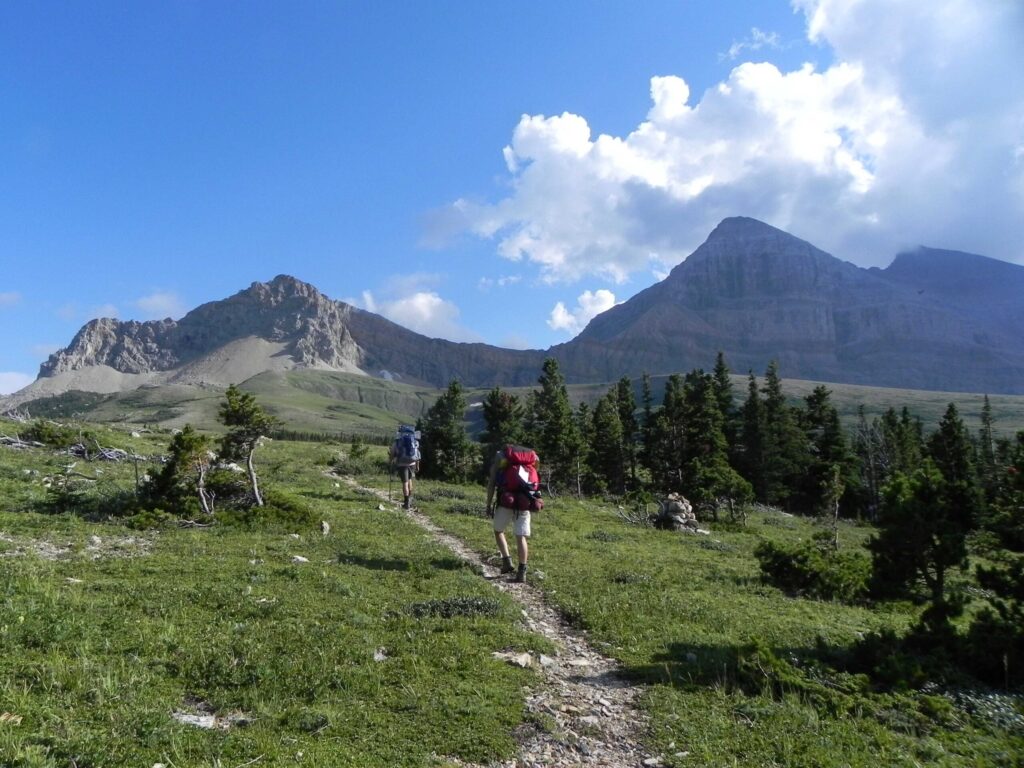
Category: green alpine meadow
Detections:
[{"x1": 1, "y1": 357, "x2": 1022, "y2": 766}]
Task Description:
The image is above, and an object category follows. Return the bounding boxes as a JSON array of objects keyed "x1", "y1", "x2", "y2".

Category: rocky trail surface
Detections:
[{"x1": 340, "y1": 476, "x2": 671, "y2": 768}]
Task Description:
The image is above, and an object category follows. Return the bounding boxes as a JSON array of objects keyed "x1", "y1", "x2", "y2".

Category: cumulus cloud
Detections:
[
  {"x1": 0, "y1": 372, "x2": 33, "y2": 395},
  {"x1": 133, "y1": 291, "x2": 186, "y2": 320},
  {"x1": 358, "y1": 290, "x2": 482, "y2": 342},
  {"x1": 548, "y1": 289, "x2": 619, "y2": 335},
  {"x1": 441, "y1": 0, "x2": 1024, "y2": 277},
  {"x1": 0, "y1": 292, "x2": 21, "y2": 307}
]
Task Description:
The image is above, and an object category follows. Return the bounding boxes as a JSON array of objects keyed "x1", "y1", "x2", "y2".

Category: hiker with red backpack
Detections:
[{"x1": 485, "y1": 445, "x2": 543, "y2": 583}]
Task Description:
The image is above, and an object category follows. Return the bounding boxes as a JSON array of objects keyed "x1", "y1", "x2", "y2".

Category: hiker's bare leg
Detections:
[
  {"x1": 516, "y1": 535, "x2": 528, "y2": 565},
  {"x1": 494, "y1": 530, "x2": 511, "y2": 559}
]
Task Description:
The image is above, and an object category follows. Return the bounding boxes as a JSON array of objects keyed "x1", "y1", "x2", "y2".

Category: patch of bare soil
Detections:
[{"x1": 340, "y1": 476, "x2": 666, "y2": 768}]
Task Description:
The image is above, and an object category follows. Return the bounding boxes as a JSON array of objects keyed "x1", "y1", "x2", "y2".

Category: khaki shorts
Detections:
[{"x1": 493, "y1": 506, "x2": 531, "y2": 537}]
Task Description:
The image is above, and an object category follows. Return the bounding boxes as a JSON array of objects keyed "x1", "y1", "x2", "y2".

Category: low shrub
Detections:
[
  {"x1": 22, "y1": 420, "x2": 81, "y2": 449},
  {"x1": 754, "y1": 539, "x2": 871, "y2": 603},
  {"x1": 216, "y1": 488, "x2": 317, "y2": 531}
]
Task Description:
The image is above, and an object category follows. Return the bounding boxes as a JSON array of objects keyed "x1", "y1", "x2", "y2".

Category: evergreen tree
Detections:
[
  {"x1": 738, "y1": 371, "x2": 766, "y2": 500},
  {"x1": 680, "y1": 369, "x2": 751, "y2": 517},
  {"x1": 615, "y1": 377, "x2": 639, "y2": 489},
  {"x1": 643, "y1": 374, "x2": 686, "y2": 492},
  {"x1": 150, "y1": 424, "x2": 214, "y2": 516},
  {"x1": 479, "y1": 387, "x2": 525, "y2": 472},
  {"x1": 870, "y1": 460, "x2": 973, "y2": 638},
  {"x1": 927, "y1": 403, "x2": 982, "y2": 530},
  {"x1": 219, "y1": 384, "x2": 279, "y2": 507},
  {"x1": 419, "y1": 379, "x2": 474, "y2": 482},
  {"x1": 639, "y1": 372, "x2": 655, "y2": 480},
  {"x1": 530, "y1": 358, "x2": 582, "y2": 493},
  {"x1": 760, "y1": 362, "x2": 809, "y2": 509},
  {"x1": 591, "y1": 391, "x2": 627, "y2": 494},
  {"x1": 969, "y1": 433, "x2": 1024, "y2": 685},
  {"x1": 798, "y1": 385, "x2": 856, "y2": 514},
  {"x1": 712, "y1": 351, "x2": 739, "y2": 452},
  {"x1": 978, "y1": 394, "x2": 998, "y2": 506}
]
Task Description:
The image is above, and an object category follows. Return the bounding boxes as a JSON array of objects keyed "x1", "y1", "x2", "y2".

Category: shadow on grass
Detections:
[
  {"x1": 297, "y1": 490, "x2": 343, "y2": 501},
  {"x1": 336, "y1": 552, "x2": 473, "y2": 574},
  {"x1": 621, "y1": 639, "x2": 838, "y2": 695},
  {"x1": 337, "y1": 552, "x2": 411, "y2": 571}
]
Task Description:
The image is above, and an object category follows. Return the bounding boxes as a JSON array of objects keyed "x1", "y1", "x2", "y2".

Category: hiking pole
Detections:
[{"x1": 388, "y1": 463, "x2": 393, "y2": 502}]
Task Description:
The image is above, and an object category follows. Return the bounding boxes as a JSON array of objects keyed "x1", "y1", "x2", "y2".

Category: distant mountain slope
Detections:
[
  {"x1": 552, "y1": 217, "x2": 1024, "y2": 393},
  {"x1": 5, "y1": 217, "x2": 1024, "y2": 408},
  {"x1": 5, "y1": 276, "x2": 545, "y2": 407}
]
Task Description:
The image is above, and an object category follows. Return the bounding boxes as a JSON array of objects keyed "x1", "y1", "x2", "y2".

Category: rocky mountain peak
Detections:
[{"x1": 243, "y1": 274, "x2": 331, "y2": 307}]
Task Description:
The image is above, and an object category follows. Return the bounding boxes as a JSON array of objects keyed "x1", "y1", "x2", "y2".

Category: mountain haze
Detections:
[{"x1": 6, "y1": 217, "x2": 1024, "y2": 408}]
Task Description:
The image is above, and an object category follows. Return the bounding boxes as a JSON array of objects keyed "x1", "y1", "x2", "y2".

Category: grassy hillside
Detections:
[
  {"x1": 1, "y1": 424, "x2": 1019, "y2": 766},
  {"x1": 12, "y1": 368, "x2": 1024, "y2": 438},
  {"x1": 0, "y1": 426, "x2": 545, "y2": 766}
]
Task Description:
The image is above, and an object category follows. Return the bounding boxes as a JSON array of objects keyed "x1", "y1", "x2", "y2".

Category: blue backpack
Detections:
[{"x1": 394, "y1": 426, "x2": 421, "y2": 464}]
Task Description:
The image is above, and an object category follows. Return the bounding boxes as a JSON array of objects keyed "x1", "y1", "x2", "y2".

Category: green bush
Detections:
[
  {"x1": 755, "y1": 539, "x2": 871, "y2": 603},
  {"x1": 23, "y1": 419, "x2": 81, "y2": 448},
  {"x1": 215, "y1": 487, "x2": 317, "y2": 530}
]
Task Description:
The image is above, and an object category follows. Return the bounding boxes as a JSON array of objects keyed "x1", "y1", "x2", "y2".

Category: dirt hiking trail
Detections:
[{"x1": 341, "y1": 476, "x2": 672, "y2": 768}]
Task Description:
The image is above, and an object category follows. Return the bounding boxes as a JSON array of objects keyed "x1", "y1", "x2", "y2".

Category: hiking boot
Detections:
[
  {"x1": 499, "y1": 556, "x2": 514, "y2": 574},
  {"x1": 403, "y1": 495, "x2": 411, "y2": 510},
  {"x1": 514, "y1": 563, "x2": 527, "y2": 583}
]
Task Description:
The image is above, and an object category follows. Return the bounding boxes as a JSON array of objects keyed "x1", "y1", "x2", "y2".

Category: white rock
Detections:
[
  {"x1": 539, "y1": 654, "x2": 557, "y2": 667},
  {"x1": 492, "y1": 651, "x2": 533, "y2": 668},
  {"x1": 291, "y1": 555, "x2": 309, "y2": 564},
  {"x1": 288, "y1": 533, "x2": 300, "y2": 539},
  {"x1": 88, "y1": 536, "x2": 102, "y2": 546},
  {"x1": 172, "y1": 712, "x2": 216, "y2": 729},
  {"x1": 373, "y1": 648, "x2": 388, "y2": 662}
]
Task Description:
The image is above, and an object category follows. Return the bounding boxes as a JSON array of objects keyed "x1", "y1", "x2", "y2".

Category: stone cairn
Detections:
[{"x1": 652, "y1": 493, "x2": 699, "y2": 532}]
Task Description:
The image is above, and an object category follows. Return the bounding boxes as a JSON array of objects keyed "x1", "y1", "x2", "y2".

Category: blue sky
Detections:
[{"x1": 2, "y1": 1, "x2": 1022, "y2": 393}]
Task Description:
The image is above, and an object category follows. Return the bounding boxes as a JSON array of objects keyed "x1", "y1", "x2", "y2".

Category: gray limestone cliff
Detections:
[
  {"x1": 39, "y1": 275, "x2": 544, "y2": 389},
  {"x1": 552, "y1": 217, "x2": 1024, "y2": 392}
]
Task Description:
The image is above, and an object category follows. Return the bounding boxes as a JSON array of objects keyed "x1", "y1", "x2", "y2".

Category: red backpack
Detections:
[{"x1": 499, "y1": 445, "x2": 544, "y2": 511}]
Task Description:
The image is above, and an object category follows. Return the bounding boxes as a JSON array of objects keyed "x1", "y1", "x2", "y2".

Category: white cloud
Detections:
[
  {"x1": 133, "y1": 291, "x2": 186, "y2": 320},
  {"x1": 0, "y1": 372, "x2": 34, "y2": 395},
  {"x1": 0, "y1": 292, "x2": 21, "y2": 307},
  {"x1": 442, "y1": 0, "x2": 1024, "y2": 276},
  {"x1": 357, "y1": 290, "x2": 482, "y2": 343},
  {"x1": 478, "y1": 275, "x2": 522, "y2": 290},
  {"x1": 548, "y1": 289, "x2": 619, "y2": 335},
  {"x1": 722, "y1": 27, "x2": 782, "y2": 61}
]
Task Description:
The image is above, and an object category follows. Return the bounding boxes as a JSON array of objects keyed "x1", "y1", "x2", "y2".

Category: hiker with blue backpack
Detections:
[
  {"x1": 485, "y1": 445, "x2": 543, "y2": 583},
  {"x1": 389, "y1": 425, "x2": 421, "y2": 510}
]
